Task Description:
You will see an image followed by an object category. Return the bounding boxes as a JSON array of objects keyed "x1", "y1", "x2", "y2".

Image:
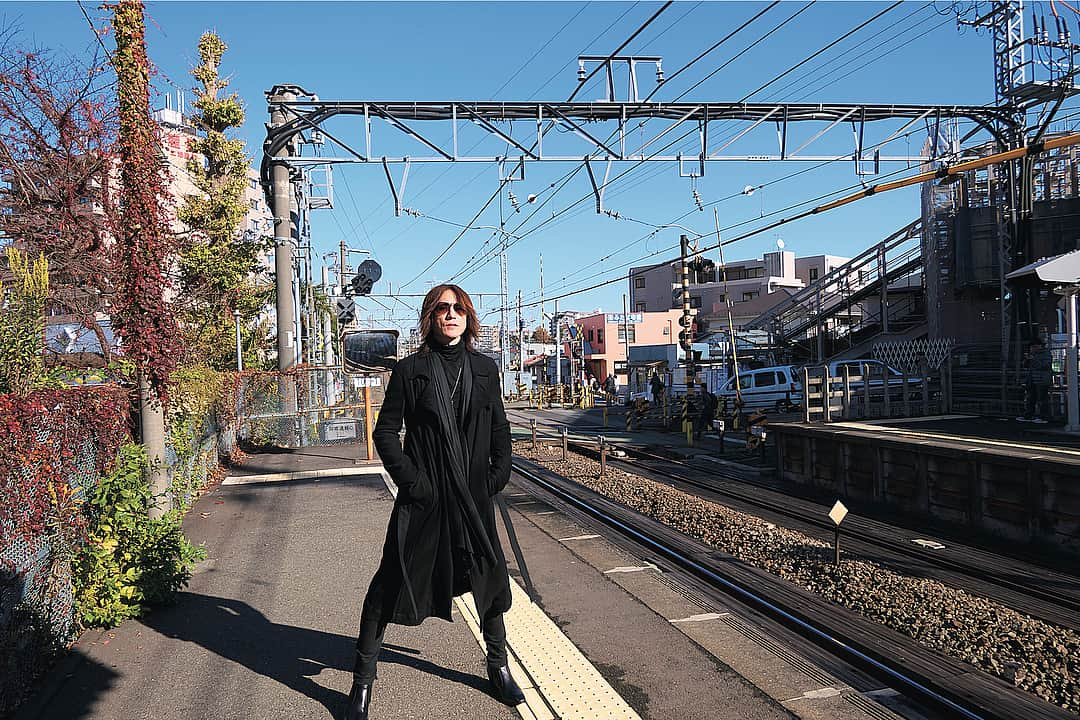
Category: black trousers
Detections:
[{"x1": 353, "y1": 611, "x2": 508, "y2": 683}]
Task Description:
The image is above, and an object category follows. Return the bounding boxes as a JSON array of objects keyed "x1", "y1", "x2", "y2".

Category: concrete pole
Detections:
[
  {"x1": 555, "y1": 298, "x2": 562, "y2": 391},
  {"x1": 270, "y1": 88, "x2": 297, "y2": 370},
  {"x1": 139, "y1": 373, "x2": 170, "y2": 519},
  {"x1": 322, "y1": 265, "x2": 334, "y2": 367},
  {"x1": 233, "y1": 309, "x2": 243, "y2": 372},
  {"x1": 516, "y1": 290, "x2": 523, "y2": 394},
  {"x1": 1066, "y1": 290, "x2": 1080, "y2": 432},
  {"x1": 623, "y1": 293, "x2": 630, "y2": 394}
]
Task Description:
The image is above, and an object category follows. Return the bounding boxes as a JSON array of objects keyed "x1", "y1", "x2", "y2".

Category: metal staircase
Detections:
[{"x1": 744, "y1": 219, "x2": 926, "y2": 362}]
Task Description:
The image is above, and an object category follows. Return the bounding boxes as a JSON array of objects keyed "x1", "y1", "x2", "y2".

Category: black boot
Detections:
[
  {"x1": 343, "y1": 681, "x2": 372, "y2": 720},
  {"x1": 487, "y1": 664, "x2": 525, "y2": 706}
]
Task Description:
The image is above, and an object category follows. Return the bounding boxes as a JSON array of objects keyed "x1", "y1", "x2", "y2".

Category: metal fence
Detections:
[
  {"x1": 0, "y1": 392, "x2": 234, "y2": 717},
  {"x1": 235, "y1": 366, "x2": 386, "y2": 458},
  {"x1": 1, "y1": 415, "x2": 108, "y2": 716}
]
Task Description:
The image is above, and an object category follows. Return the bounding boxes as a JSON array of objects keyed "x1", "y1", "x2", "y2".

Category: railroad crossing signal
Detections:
[
  {"x1": 350, "y1": 259, "x2": 382, "y2": 296},
  {"x1": 336, "y1": 297, "x2": 356, "y2": 325}
]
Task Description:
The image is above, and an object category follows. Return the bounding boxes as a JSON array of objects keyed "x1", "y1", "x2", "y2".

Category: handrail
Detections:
[{"x1": 744, "y1": 218, "x2": 922, "y2": 332}]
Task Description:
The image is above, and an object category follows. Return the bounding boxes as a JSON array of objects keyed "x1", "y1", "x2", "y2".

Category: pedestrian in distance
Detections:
[
  {"x1": 1018, "y1": 338, "x2": 1053, "y2": 424},
  {"x1": 343, "y1": 284, "x2": 524, "y2": 720},
  {"x1": 650, "y1": 372, "x2": 665, "y2": 407},
  {"x1": 696, "y1": 382, "x2": 717, "y2": 439}
]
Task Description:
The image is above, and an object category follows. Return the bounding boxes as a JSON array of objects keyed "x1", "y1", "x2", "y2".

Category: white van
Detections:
[{"x1": 716, "y1": 365, "x2": 803, "y2": 412}]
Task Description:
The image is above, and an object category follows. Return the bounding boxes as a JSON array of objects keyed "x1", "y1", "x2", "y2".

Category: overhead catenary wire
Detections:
[
  {"x1": 400, "y1": 1, "x2": 676, "y2": 289},
  {"x1": 512, "y1": 2, "x2": 953, "y2": 254},
  {"x1": 496, "y1": 132, "x2": 1080, "y2": 313},
  {"x1": 451, "y1": 2, "x2": 796, "y2": 280},
  {"x1": 455, "y1": 2, "x2": 910, "y2": 283},
  {"x1": 358, "y1": 1, "x2": 605, "y2": 248}
]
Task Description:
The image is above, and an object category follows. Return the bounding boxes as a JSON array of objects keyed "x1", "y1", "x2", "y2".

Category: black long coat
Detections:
[{"x1": 363, "y1": 347, "x2": 513, "y2": 626}]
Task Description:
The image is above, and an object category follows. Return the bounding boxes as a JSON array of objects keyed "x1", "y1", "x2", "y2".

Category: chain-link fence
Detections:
[
  {"x1": 236, "y1": 367, "x2": 387, "y2": 457},
  {"x1": 1, "y1": 389, "x2": 234, "y2": 717},
  {"x1": 1, "y1": 414, "x2": 105, "y2": 717}
]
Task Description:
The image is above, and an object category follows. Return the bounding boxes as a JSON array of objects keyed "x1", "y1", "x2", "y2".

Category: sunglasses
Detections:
[{"x1": 434, "y1": 301, "x2": 467, "y2": 315}]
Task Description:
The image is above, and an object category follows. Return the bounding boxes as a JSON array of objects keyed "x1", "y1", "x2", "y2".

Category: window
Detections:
[
  {"x1": 741, "y1": 291, "x2": 758, "y2": 302},
  {"x1": 809, "y1": 268, "x2": 819, "y2": 281},
  {"x1": 749, "y1": 267, "x2": 764, "y2": 278},
  {"x1": 753, "y1": 372, "x2": 777, "y2": 388},
  {"x1": 635, "y1": 302, "x2": 646, "y2": 312},
  {"x1": 249, "y1": 198, "x2": 259, "y2": 210},
  {"x1": 663, "y1": 326, "x2": 670, "y2": 335},
  {"x1": 634, "y1": 276, "x2": 646, "y2": 289},
  {"x1": 617, "y1": 324, "x2": 636, "y2": 342},
  {"x1": 250, "y1": 178, "x2": 258, "y2": 190},
  {"x1": 716, "y1": 294, "x2": 725, "y2": 303},
  {"x1": 588, "y1": 329, "x2": 594, "y2": 342},
  {"x1": 597, "y1": 330, "x2": 604, "y2": 344},
  {"x1": 689, "y1": 296, "x2": 702, "y2": 309}
]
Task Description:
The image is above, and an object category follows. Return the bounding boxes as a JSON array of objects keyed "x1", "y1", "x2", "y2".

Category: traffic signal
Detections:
[{"x1": 336, "y1": 297, "x2": 356, "y2": 325}]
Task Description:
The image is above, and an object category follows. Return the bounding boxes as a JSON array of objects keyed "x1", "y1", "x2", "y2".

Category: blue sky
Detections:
[{"x1": 7, "y1": 1, "x2": 1073, "y2": 332}]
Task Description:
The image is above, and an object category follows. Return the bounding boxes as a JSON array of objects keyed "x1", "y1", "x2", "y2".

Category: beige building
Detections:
[{"x1": 629, "y1": 250, "x2": 851, "y2": 333}]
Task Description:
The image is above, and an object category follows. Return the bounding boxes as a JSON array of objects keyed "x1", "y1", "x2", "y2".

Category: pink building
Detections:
[{"x1": 576, "y1": 309, "x2": 684, "y2": 383}]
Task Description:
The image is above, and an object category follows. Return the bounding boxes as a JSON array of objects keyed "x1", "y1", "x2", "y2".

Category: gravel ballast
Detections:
[{"x1": 513, "y1": 440, "x2": 1080, "y2": 714}]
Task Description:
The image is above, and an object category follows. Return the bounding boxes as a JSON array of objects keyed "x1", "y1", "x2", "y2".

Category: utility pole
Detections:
[
  {"x1": 622, "y1": 293, "x2": 630, "y2": 394},
  {"x1": 516, "y1": 289, "x2": 523, "y2": 394},
  {"x1": 270, "y1": 86, "x2": 298, "y2": 370},
  {"x1": 679, "y1": 234, "x2": 697, "y2": 442},
  {"x1": 539, "y1": 252, "x2": 544, "y2": 332},
  {"x1": 555, "y1": 298, "x2": 562, "y2": 391},
  {"x1": 321, "y1": 264, "x2": 334, "y2": 367},
  {"x1": 499, "y1": 231, "x2": 509, "y2": 385}
]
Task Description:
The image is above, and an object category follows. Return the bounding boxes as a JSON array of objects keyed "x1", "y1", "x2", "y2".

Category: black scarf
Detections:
[
  {"x1": 426, "y1": 341, "x2": 495, "y2": 588},
  {"x1": 428, "y1": 339, "x2": 466, "y2": 420}
]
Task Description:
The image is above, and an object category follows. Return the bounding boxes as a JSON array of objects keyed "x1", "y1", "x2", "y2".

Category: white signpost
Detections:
[{"x1": 829, "y1": 500, "x2": 848, "y2": 566}]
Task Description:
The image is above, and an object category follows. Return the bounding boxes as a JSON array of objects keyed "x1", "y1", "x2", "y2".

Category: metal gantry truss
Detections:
[
  {"x1": 261, "y1": 97, "x2": 1016, "y2": 215},
  {"x1": 264, "y1": 99, "x2": 1011, "y2": 166}
]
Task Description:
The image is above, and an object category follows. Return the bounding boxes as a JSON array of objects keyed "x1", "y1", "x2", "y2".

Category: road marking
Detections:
[{"x1": 557, "y1": 534, "x2": 601, "y2": 541}]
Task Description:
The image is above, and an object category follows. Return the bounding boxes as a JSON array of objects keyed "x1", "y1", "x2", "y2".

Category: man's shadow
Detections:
[{"x1": 141, "y1": 592, "x2": 490, "y2": 715}]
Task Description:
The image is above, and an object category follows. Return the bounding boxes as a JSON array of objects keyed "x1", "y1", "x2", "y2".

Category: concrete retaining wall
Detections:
[{"x1": 773, "y1": 423, "x2": 1080, "y2": 554}]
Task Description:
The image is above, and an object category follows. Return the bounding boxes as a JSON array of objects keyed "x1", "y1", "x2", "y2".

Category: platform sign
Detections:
[{"x1": 321, "y1": 418, "x2": 359, "y2": 442}]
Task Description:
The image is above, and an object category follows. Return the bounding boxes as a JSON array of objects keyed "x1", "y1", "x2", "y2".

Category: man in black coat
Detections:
[{"x1": 343, "y1": 284, "x2": 524, "y2": 720}]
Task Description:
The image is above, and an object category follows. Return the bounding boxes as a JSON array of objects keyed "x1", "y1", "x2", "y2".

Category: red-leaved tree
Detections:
[{"x1": 0, "y1": 29, "x2": 119, "y2": 362}]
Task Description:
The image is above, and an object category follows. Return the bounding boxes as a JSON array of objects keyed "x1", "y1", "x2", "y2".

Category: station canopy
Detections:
[{"x1": 1005, "y1": 249, "x2": 1080, "y2": 287}]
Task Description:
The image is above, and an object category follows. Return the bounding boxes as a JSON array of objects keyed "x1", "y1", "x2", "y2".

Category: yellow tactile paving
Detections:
[{"x1": 455, "y1": 582, "x2": 641, "y2": 720}]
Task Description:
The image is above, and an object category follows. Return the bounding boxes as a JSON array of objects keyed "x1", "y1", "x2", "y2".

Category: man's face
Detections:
[{"x1": 432, "y1": 289, "x2": 467, "y2": 344}]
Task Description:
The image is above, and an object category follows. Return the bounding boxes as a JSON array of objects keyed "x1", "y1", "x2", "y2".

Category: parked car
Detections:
[
  {"x1": 716, "y1": 365, "x2": 803, "y2": 413},
  {"x1": 821, "y1": 359, "x2": 912, "y2": 390}
]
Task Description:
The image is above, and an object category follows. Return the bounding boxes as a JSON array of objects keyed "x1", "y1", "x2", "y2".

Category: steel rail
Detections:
[
  {"x1": 510, "y1": 458, "x2": 992, "y2": 720},
  {"x1": 607, "y1": 441, "x2": 1080, "y2": 621},
  {"x1": 508, "y1": 413, "x2": 1080, "y2": 623}
]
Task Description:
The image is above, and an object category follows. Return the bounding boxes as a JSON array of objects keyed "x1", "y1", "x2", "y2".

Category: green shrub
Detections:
[{"x1": 73, "y1": 444, "x2": 206, "y2": 627}]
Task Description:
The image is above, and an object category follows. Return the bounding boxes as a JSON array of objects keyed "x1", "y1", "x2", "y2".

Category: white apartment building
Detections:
[{"x1": 154, "y1": 105, "x2": 274, "y2": 254}]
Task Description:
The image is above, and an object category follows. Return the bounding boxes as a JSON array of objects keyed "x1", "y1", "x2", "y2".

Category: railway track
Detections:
[
  {"x1": 509, "y1": 457, "x2": 1076, "y2": 720},
  {"x1": 507, "y1": 412, "x2": 1080, "y2": 632}
]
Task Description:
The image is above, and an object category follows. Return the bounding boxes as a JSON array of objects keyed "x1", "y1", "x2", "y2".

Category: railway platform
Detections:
[{"x1": 15, "y1": 441, "x2": 913, "y2": 720}]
